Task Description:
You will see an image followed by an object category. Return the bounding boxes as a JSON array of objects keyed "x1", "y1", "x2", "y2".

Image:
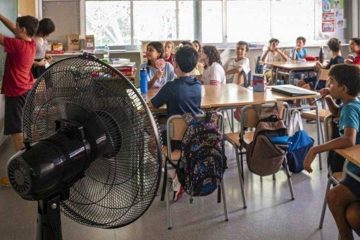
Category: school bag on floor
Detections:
[
  {"x1": 246, "y1": 104, "x2": 288, "y2": 176},
  {"x1": 287, "y1": 110, "x2": 314, "y2": 173},
  {"x1": 176, "y1": 112, "x2": 226, "y2": 202}
]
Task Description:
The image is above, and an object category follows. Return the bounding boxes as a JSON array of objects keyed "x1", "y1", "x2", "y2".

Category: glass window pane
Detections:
[
  {"x1": 133, "y1": 1, "x2": 176, "y2": 44},
  {"x1": 85, "y1": 1, "x2": 131, "y2": 46},
  {"x1": 227, "y1": 0, "x2": 271, "y2": 43},
  {"x1": 178, "y1": 1, "x2": 194, "y2": 41},
  {"x1": 271, "y1": 0, "x2": 315, "y2": 45},
  {"x1": 202, "y1": 1, "x2": 222, "y2": 43}
]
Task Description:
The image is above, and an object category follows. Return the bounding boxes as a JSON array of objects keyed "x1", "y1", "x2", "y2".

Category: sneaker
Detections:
[
  {"x1": 0, "y1": 176, "x2": 10, "y2": 187},
  {"x1": 173, "y1": 186, "x2": 185, "y2": 202}
]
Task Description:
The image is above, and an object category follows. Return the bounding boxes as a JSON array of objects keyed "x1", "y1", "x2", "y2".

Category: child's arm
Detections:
[
  {"x1": 276, "y1": 49, "x2": 288, "y2": 61},
  {"x1": 261, "y1": 48, "x2": 270, "y2": 62},
  {"x1": 304, "y1": 127, "x2": 357, "y2": 173},
  {"x1": 0, "y1": 14, "x2": 16, "y2": 35},
  {"x1": 324, "y1": 95, "x2": 340, "y2": 117},
  {"x1": 291, "y1": 48, "x2": 297, "y2": 60}
]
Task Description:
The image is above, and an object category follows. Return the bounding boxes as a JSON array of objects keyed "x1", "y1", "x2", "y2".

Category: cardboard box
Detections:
[
  {"x1": 67, "y1": 34, "x2": 80, "y2": 51},
  {"x1": 84, "y1": 35, "x2": 95, "y2": 50},
  {"x1": 252, "y1": 74, "x2": 265, "y2": 92}
]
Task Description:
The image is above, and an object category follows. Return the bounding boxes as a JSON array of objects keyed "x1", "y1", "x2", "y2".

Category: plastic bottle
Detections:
[
  {"x1": 103, "y1": 44, "x2": 110, "y2": 63},
  {"x1": 140, "y1": 68, "x2": 148, "y2": 94},
  {"x1": 319, "y1": 46, "x2": 324, "y2": 63}
]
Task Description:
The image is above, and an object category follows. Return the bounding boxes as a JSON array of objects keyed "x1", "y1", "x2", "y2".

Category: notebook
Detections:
[{"x1": 271, "y1": 85, "x2": 316, "y2": 96}]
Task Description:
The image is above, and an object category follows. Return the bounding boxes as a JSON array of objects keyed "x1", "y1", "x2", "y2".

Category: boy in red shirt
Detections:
[{"x1": 0, "y1": 14, "x2": 39, "y2": 186}]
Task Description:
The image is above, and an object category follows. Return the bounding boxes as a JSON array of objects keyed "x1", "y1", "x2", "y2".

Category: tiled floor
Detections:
[{"x1": 0, "y1": 123, "x2": 358, "y2": 240}]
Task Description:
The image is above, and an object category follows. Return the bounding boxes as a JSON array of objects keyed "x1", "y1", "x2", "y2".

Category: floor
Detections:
[{"x1": 0, "y1": 122, "x2": 359, "y2": 240}]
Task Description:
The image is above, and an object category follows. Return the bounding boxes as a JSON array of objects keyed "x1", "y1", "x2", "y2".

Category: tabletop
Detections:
[
  {"x1": 335, "y1": 145, "x2": 360, "y2": 167},
  {"x1": 270, "y1": 61, "x2": 316, "y2": 71}
]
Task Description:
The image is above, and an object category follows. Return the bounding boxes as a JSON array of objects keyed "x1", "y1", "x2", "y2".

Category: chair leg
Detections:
[
  {"x1": 160, "y1": 159, "x2": 168, "y2": 201},
  {"x1": 239, "y1": 147, "x2": 244, "y2": 180},
  {"x1": 284, "y1": 157, "x2": 295, "y2": 200},
  {"x1": 272, "y1": 174, "x2": 276, "y2": 181},
  {"x1": 235, "y1": 150, "x2": 247, "y2": 209},
  {"x1": 221, "y1": 180, "x2": 229, "y2": 221},
  {"x1": 319, "y1": 179, "x2": 332, "y2": 229},
  {"x1": 166, "y1": 177, "x2": 173, "y2": 230}
]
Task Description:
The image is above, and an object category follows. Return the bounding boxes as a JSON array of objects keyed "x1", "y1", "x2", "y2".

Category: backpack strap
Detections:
[
  {"x1": 183, "y1": 113, "x2": 196, "y2": 125},
  {"x1": 205, "y1": 111, "x2": 217, "y2": 124}
]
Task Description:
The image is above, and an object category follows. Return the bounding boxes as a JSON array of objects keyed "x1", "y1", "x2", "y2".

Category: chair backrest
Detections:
[
  {"x1": 255, "y1": 56, "x2": 264, "y2": 74},
  {"x1": 314, "y1": 68, "x2": 329, "y2": 90}
]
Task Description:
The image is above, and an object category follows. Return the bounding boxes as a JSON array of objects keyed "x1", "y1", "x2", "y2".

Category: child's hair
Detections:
[
  {"x1": 202, "y1": 45, "x2": 221, "y2": 66},
  {"x1": 237, "y1": 41, "x2": 249, "y2": 52},
  {"x1": 164, "y1": 41, "x2": 174, "y2": 49},
  {"x1": 175, "y1": 46, "x2": 198, "y2": 73},
  {"x1": 147, "y1": 41, "x2": 164, "y2": 66},
  {"x1": 327, "y1": 38, "x2": 341, "y2": 52},
  {"x1": 192, "y1": 40, "x2": 202, "y2": 50},
  {"x1": 329, "y1": 64, "x2": 360, "y2": 97},
  {"x1": 269, "y1": 38, "x2": 279, "y2": 45},
  {"x1": 37, "y1": 18, "x2": 55, "y2": 37},
  {"x1": 350, "y1": 38, "x2": 360, "y2": 46},
  {"x1": 180, "y1": 41, "x2": 193, "y2": 47},
  {"x1": 296, "y1": 36, "x2": 306, "y2": 44},
  {"x1": 16, "y1": 15, "x2": 39, "y2": 37}
]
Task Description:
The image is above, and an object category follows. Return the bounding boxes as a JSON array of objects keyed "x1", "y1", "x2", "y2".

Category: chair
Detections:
[
  {"x1": 225, "y1": 102, "x2": 294, "y2": 201},
  {"x1": 314, "y1": 68, "x2": 329, "y2": 91},
  {"x1": 301, "y1": 108, "x2": 331, "y2": 144},
  {"x1": 161, "y1": 112, "x2": 230, "y2": 229},
  {"x1": 318, "y1": 115, "x2": 343, "y2": 229}
]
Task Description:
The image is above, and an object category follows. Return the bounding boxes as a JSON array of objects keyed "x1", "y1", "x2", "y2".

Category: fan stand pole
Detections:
[{"x1": 36, "y1": 195, "x2": 63, "y2": 240}]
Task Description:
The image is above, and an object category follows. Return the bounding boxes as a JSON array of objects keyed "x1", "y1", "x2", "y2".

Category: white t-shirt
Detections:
[
  {"x1": 202, "y1": 62, "x2": 226, "y2": 85},
  {"x1": 34, "y1": 37, "x2": 48, "y2": 59},
  {"x1": 261, "y1": 50, "x2": 285, "y2": 69},
  {"x1": 224, "y1": 57, "x2": 250, "y2": 84}
]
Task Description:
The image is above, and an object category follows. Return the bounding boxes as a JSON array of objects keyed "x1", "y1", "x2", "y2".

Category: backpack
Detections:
[
  {"x1": 176, "y1": 112, "x2": 226, "y2": 201},
  {"x1": 245, "y1": 104, "x2": 288, "y2": 176}
]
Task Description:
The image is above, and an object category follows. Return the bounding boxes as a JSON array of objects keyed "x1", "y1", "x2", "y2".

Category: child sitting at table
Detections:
[
  {"x1": 224, "y1": 41, "x2": 251, "y2": 85},
  {"x1": 163, "y1": 41, "x2": 175, "y2": 65},
  {"x1": 345, "y1": 38, "x2": 360, "y2": 66},
  {"x1": 291, "y1": 36, "x2": 307, "y2": 61},
  {"x1": 261, "y1": 38, "x2": 288, "y2": 82},
  {"x1": 304, "y1": 64, "x2": 360, "y2": 240},
  {"x1": 149, "y1": 46, "x2": 202, "y2": 201},
  {"x1": 140, "y1": 41, "x2": 175, "y2": 89},
  {"x1": 200, "y1": 45, "x2": 226, "y2": 85}
]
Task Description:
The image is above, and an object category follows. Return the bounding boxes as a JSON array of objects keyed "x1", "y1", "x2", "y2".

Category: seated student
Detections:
[
  {"x1": 224, "y1": 41, "x2": 251, "y2": 85},
  {"x1": 140, "y1": 41, "x2": 175, "y2": 89},
  {"x1": 200, "y1": 45, "x2": 226, "y2": 85},
  {"x1": 304, "y1": 64, "x2": 360, "y2": 240},
  {"x1": 291, "y1": 36, "x2": 308, "y2": 61},
  {"x1": 261, "y1": 38, "x2": 288, "y2": 82},
  {"x1": 192, "y1": 40, "x2": 204, "y2": 75},
  {"x1": 32, "y1": 18, "x2": 55, "y2": 78},
  {"x1": 163, "y1": 41, "x2": 175, "y2": 65},
  {"x1": 149, "y1": 46, "x2": 202, "y2": 201},
  {"x1": 345, "y1": 38, "x2": 360, "y2": 66},
  {"x1": 298, "y1": 38, "x2": 344, "y2": 91}
]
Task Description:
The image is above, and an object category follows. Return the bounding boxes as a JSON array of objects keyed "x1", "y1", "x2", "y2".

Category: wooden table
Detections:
[
  {"x1": 336, "y1": 145, "x2": 360, "y2": 182},
  {"x1": 270, "y1": 61, "x2": 316, "y2": 84}
]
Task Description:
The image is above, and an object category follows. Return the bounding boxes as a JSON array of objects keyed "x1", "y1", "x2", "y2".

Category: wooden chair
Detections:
[
  {"x1": 162, "y1": 112, "x2": 232, "y2": 229},
  {"x1": 318, "y1": 115, "x2": 343, "y2": 229},
  {"x1": 301, "y1": 109, "x2": 331, "y2": 145},
  {"x1": 314, "y1": 68, "x2": 329, "y2": 90}
]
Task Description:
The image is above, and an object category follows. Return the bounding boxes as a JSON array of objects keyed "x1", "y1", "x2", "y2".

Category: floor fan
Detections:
[{"x1": 7, "y1": 53, "x2": 162, "y2": 240}]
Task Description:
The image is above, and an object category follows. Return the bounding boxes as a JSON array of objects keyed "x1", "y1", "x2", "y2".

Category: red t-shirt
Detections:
[
  {"x1": 1, "y1": 37, "x2": 36, "y2": 97},
  {"x1": 353, "y1": 54, "x2": 360, "y2": 65}
]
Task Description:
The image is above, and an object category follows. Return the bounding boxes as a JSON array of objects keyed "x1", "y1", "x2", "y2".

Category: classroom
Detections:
[{"x1": 1, "y1": 1, "x2": 360, "y2": 240}]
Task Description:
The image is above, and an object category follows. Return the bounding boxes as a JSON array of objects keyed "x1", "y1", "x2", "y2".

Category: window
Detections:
[{"x1": 201, "y1": 1, "x2": 222, "y2": 43}]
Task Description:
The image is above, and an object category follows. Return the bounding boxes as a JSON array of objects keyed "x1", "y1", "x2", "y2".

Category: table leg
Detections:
[{"x1": 315, "y1": 103, "x2": 323, "y2": 170}]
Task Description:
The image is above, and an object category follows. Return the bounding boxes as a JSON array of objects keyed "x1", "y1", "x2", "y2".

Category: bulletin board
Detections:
[{"x1": 317, "y1": 0, "x2": 345, "y2": 39}]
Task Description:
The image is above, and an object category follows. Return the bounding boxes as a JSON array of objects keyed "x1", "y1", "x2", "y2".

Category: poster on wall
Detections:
[
  {"x1": 322, "y1": 12, "x2": 335, "y2": 22},
  {"x1": 322, "y1": 22, "x2": 335, "y2": 32},
  {"x1": 320, "y1": 0, "x2": 344, "y2": 36}
]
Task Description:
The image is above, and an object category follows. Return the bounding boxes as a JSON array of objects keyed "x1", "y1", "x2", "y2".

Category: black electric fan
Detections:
[{"x1": 7, "y1": 53, "x2": 162, "y2": 240}]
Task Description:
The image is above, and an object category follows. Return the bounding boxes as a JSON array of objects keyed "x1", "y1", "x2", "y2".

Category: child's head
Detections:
[
  {"x1": 201, "y1": 45, "x2": 221, "y2": 66},
  {"x1": 192, "y1": 40, "x2": 202, "y2": 53},
  {"x1": 146, "y1": 41, "x2": 164, "y2": 62},
  {"x1": 327, "y1": 38, "x2": 341, "y2": 53},
  {"x1": 15, "y1": 15, "x2": 39, "y2": 38},
  {"x1": 269, "y1": 38, "x2": 279, "y2": 50},
  {"x1": 174, "y1": 46, "x2": 198, "y2": 75},
  {"x1": 37, "y1": 18, "x2": 55, "y2": 37},
  {"x1": 349, "y1": 38, "x2": 360, "y2": 53},
  {"x1": 236, "y1": 41, "x2": 249, "y2": 59},
  {"x1": 164, "y1": 41, "x2": 174, "y2": 56},
  {"x1": 328, "y1": 64, "x2": 360, "y2": 99},
  {"x1": 296, "y1": 36, "x2": 306, "y2": 48}
]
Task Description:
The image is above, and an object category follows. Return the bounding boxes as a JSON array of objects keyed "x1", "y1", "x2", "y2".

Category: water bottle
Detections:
[
  {"x1": 103, "y1": 44, "x2": 110, "y2": 63},
  {"x1": 140, "y1": 68, "x2": 148, "y2": 94},
  {"x1": 319, "y1": 46, "x2": 324, "y2": 63}
]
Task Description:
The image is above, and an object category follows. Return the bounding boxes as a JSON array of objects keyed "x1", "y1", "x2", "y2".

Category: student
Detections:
[
  {"x1": 192, "y1": 40, "x2": 204, "y2": 76},
  {"x1": 291, "y1": 36, "x2": 307, "y2": 61},
  {"x1": 345, "y1": 38, "x2": 360, "y2": 65},
  {"x1": 149, "y1": 46, "x2": 202, "y2": 201},
  {"x1": 163, "y1": 41, "x2": 175, "y2": 65},
  {"x1": 224, "y1": 41, "x2": 251, "y2": 84},
  {"x1": 261, "y1": 38, "x2": 288, "y2": 82},
  {"x1": 304, "y1": 64, "x2": 360, "y2": 240},
  {"x1": 200, "y1": 45, "x2": 226, "y2": 85},
  {"x1": 0, "y1": 14, "x2": 39, "y2": 186},
  {"x1": 140, "y1": 41, "x2": 175, "y2": 89},
  {"x1": 192, "y1": 40, "x2": 202, "y2": 53},
  {"x1": 32, "y1": 18, "x2": 55, "y2": 78},
  {"x1": 298, "y1": 38, "x2": 344, "y2": 91}
]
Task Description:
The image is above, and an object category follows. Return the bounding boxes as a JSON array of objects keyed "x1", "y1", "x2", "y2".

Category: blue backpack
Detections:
[{"x1": 176, "y1": 112, "x2": 226, "y2": 202}]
